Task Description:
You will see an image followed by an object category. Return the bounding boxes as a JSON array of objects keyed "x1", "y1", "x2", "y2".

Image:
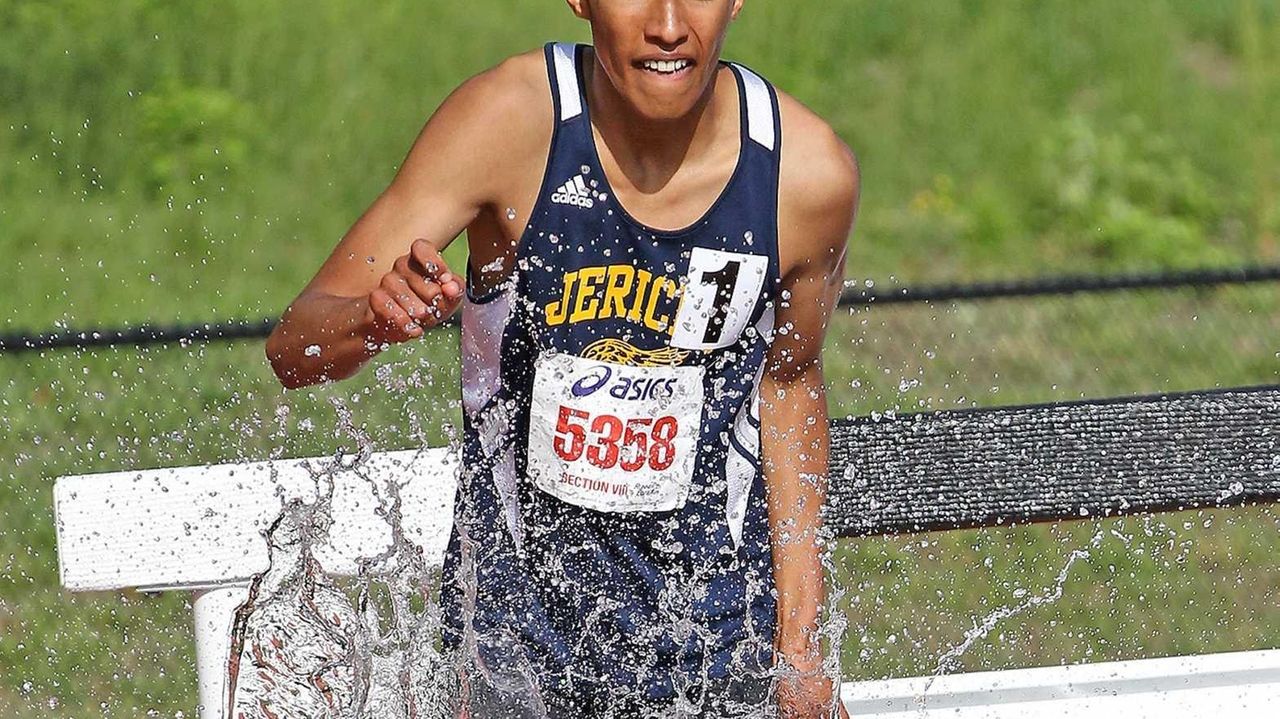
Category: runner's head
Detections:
[{"x1": 566, "y1": 0, "x2": 744, "y2": 121}]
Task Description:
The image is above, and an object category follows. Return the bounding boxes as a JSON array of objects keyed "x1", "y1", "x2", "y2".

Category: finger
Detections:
[
  {"x1": 410, "y1": 270, "x2": 462, "y2": 321},
  {"x1": 410, "y1": 239, "x2": 463, "y2": 299},
  {"x1": 409, "y1": 273, "x2": 450, "y2": 316},
  {"x1": 431, "y1": 281, "x2": 465, "y2": 316},
  {"x1": 402, "y1": 265, "x2": 461, "y2": 315},
  {"x1": 368, "y1": 287, "x2": 422, "y2": 341},
  {"x1": 410, "y1": 239, "x2": 451, "y2": 281},
  {"x1": 382, "y1": 273, "x2": 432, "y2": 322},
  {"x1": 394, "y1": 261, "x2": 453, "y2": 327},
  {"x1": 369, "y1": 288, "x2": 420, "y2": 339},
  {"x1": 395, "y1": 257, "x2": 443, "y2": 319}
]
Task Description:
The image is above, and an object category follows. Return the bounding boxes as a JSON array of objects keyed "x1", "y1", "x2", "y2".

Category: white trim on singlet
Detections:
[
  {"x1": 461, "y1": 289, "x2": 514, "y2": 416},
  {"x1": 461, "y1": 287, "x2": 524, "y2": 548},
  {"x1": 552, "y1": 43, "x2": 582, "y2": 122},
  {"x1": 726, "y1": 306, "x2": 775, "y2": 547},
  {"x1": 730, "y1": 63, "x2": 776, "y2": 151}
]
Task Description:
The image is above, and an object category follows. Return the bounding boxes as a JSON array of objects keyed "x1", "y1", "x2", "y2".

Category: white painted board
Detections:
[
  {"x1": 54, "y1": 448, "x2": 459, "y2": 592},
  {"x1": 842, "y1": 649, "x2": 1280, "y2": 717}
]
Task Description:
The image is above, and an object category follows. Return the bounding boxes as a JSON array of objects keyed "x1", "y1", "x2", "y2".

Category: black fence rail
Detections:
[
  {"x1": 0, "y1": 318, "x2": 281, "y2": 354},
  {"x1": 839, "y1": 263, "x2": 1280, "y2": 306},
  {"x1": 828, "y1": 384, "x2": 1280, "y2": 536},
  {"x1": 2, "y1": 263, "x2": 1279, "y2": 355}
]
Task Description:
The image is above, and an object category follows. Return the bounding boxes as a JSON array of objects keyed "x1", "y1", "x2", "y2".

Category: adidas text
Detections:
[{"x1": 551, "y1": 175, "x2": 596, "y2": 209}]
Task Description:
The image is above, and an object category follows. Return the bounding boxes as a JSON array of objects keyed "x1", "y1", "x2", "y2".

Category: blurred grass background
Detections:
[{"x1": 2, "y1": 0, "x2": 1280, "y2": 716}]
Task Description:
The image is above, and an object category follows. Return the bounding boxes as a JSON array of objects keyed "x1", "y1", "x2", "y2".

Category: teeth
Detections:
[{"x1": 641, "y1": 59, "x2": 690, "y2": 74}]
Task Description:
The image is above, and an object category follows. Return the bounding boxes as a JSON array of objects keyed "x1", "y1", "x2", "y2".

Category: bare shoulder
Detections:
[
  {"x1": 775, "y1": 90, "x2": 860, "y2": 269},
  {"x1": 388, "y1": 48, "x2": 553, "y2": 204},
  {"x1": 450, "y1": 48, "x2": 549, "y2": 115}
]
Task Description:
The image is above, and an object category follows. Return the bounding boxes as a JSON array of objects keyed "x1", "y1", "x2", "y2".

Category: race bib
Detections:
[{"x1": 527, "y1": 352, "x2": 704, "y2": 513}]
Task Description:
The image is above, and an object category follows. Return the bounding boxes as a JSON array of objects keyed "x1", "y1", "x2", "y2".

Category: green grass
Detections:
[{"x1": 3, "y1": 0, "x2": 1280, "y2": 715}]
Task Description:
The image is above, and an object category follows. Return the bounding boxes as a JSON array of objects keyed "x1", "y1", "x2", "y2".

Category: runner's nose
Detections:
[{"x1": 644, "y1": 0, "x2": 690, "y2": 52}]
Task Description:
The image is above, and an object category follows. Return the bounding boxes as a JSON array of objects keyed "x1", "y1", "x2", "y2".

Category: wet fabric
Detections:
[
  {"x1": 446, "y1": 669, "x2": 776, "y2": 719},
  {"x1": 441, "y1": 42, "x2": 784, "y2": 712}
]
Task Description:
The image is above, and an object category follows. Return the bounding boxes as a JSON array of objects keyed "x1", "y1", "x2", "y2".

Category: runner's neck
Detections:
[{"x1": 583, "y1": 48, "x2": 738, "y2": 196}]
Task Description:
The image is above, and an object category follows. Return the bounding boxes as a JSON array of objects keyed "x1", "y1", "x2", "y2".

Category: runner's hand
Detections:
[
  {"x1": 364, "y1": 239, "x2": 463, "y2": 345},
  {"x1": 776, "y1": 659, "x2": 849, "y2": 719}
]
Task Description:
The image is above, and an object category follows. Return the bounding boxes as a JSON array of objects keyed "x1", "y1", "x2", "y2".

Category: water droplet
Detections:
[
  {"x1": 506, "y1": 207, "x2": 517, "y2": 221},
  {"x1": 580, "y1": 165, "x2": 591, "y2": 175},
  {"x1": 304, "y1": 345, "x2": 322, "y2": 357}
]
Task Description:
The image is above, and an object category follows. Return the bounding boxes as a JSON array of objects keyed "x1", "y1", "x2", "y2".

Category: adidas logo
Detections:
[{"x1": 551, "y1": 174, "x2": 596, "y2": 209}]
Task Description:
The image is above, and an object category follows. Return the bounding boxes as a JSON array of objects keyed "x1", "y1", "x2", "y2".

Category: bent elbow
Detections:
[{"x1": 264, "y1": 329, "x2": 309, "y2": 390}]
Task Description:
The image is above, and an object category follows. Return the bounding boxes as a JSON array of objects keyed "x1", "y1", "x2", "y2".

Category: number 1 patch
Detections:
[
  {"x1": 670, "y1": 248, "x2": 769, "y2": 350},
  {"x1": 528, "y1": 352, "x2": 705, "y2": 513}
]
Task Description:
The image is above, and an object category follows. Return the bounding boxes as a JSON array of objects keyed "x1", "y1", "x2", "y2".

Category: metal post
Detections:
[{"x1": 192, "y1": 585, "x2": 250, "y2": 719}]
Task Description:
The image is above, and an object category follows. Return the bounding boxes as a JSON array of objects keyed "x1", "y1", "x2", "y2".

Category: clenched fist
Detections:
[{"x1": 364, "y1": 239, "x2": 464, "y2": 345}]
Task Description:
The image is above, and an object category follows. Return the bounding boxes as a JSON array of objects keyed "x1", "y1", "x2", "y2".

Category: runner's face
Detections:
[{"x1": 568, "y1": 0, "x2": 744, "y2": 120}]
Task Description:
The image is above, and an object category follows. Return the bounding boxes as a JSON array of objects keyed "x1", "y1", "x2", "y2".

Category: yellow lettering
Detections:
[
  {"x1": 550, "y1": 264, "x2": 683, "y2": 331},
  {"x1": 644, "y1": 277, "x2": 678, "y2": 332},
  {"x1": 544, "y1": 270, "x2": 576, "y2": 326},
  {"x1": 569, "y1": 266, "x2": 606, "y2": 323},
  {"x1": 669, "y1": 277, "x2": 689, "y2": 331},
  {"x1": 600, "y1": 265, "x2": 636, "y2": 320},
  {"x1": 628, "y1": 270, "x2": 653, "y2": 324}
]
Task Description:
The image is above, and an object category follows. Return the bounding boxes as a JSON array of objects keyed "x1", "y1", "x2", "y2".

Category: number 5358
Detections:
[{"x1": 553, "y1": 406, "x2": 678, "y2": 472}]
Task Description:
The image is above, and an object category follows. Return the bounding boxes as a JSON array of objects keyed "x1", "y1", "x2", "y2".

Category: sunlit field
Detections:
[{"x1": 3, "y1": 1, "x2": 1280, "y2": 715}]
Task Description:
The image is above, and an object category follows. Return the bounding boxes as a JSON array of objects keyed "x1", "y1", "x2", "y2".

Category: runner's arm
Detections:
[
  {"x1": 762, "y1": 101, "x2": 859, "y2": 719},
  {"x1": 266, "y1": 53, "x2": 547, "y2": 389}
]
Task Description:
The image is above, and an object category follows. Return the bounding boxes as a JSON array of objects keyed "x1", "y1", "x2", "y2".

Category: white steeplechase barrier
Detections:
[
  {"x1": 843, "y1": 650, "x2": 1280, "y2": 717},
  {"x1": 54, "y1": 451, "x2": 1280, "y2": 718},
  {"x1": 54, "y1": 449, "x2": 457, "y2": 719}
]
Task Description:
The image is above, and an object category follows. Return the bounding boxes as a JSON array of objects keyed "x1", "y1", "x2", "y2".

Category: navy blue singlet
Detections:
[{"x1": 442, "y1": 43, "x2": 784, "y2": 708}]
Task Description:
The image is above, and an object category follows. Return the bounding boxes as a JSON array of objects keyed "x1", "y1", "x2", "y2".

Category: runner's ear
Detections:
[
  {"x1": 730, "y1": 0, "x2": 745, "y2": 21},
  {"x1": 565, "y1": 0, "x2": 590, "y2": 22}
]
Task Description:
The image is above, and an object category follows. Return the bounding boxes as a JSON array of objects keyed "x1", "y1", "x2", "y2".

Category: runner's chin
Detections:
[{"x1": 626, "y1": 69, "x2": 709, "y2": 120}]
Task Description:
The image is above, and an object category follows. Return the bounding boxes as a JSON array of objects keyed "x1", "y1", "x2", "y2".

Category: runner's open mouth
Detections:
[{"x1": 635, "y1": 58, "x2": 695, "y2": 76}]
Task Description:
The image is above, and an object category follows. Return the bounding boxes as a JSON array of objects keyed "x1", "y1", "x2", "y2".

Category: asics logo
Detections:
[
  {"x1": 571, "y1": 366, "x2": 613, "y2": 397},
  {"x1": 551, "y1": 174, "x2": 596, "y2": 209},
  {"x1": 570, "y1": 364, "x2": 678, "y2": 402}
]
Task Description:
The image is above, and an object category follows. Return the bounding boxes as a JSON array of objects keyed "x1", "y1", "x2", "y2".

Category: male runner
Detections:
[{"x1": 267, "y1": 1, "x2": 858, "y2": 717}]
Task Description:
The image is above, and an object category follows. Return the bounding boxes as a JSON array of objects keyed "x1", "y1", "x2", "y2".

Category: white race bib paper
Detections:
[{"x1": 528, "y1": 352, "x2": 705, "y2": 513}]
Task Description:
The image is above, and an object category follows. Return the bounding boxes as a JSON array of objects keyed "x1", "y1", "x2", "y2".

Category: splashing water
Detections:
[
  {"x1": 218, "y1": 254, "x2": 863, "y2": 719},
  {"x1": 908, "y1": 529, "x2": 1107, "y2": 715},
  {"x1": 218, "y1": 434, "x2": 852, "y2": 718},
  {"x1": 224, "y1": 445, "x2": 455, "y2": 719}
]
